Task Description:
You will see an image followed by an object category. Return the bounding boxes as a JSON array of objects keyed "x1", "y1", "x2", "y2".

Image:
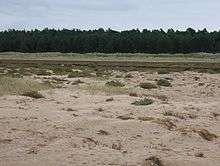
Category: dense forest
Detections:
[{"x1": 0, "y1": 28, "x2": 220, "y2": 53}]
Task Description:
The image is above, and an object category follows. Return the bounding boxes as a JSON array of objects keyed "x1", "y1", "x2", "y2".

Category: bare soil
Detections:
[{"x1": 0, "y1": 68, "x2": 220, "y2": 166}]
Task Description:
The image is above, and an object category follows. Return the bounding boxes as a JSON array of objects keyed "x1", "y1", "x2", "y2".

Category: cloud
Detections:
[{"x1": 0, "y1": 0, "x2": 219, "y2": 31}]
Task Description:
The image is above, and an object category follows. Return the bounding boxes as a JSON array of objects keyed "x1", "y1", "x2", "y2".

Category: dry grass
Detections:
[
  {"x1": 163, "y1": 111, "x2": 197, "y2": 119},
  {"x1": 157, "y1": 79, "x2": 171, "y2": 87},
  {"x1": 142, "y1": 156, "x2": 165, "y2": 166},
  {"x1": 22, "y1": 91, "x2": 44, "y2": 99},
  {"x1": 197, "y1": 129, "x2": 218, "y2": 141},
  {"x1": 105, "y1": 80, "x2": 125, "y2": 87},
  {"x1": 0, "y1": 76, "x2": 50, "y2": 96},
  {"x1": 138, "y1": 117, "x2": 155, "y2": 121},
  {"x1": 139, "y1": 82, "x2": 157, "y2": 89},
  {"x1": 153, "y1": 118, "x2": 176, "y2": 130},
  {"x1": 80, "y1": 84, "x2": 129, "y2": 95},
  {"x1": 132, "y1": 98, "x2": 154, "y2": 106},
  {"x1": 68, "y1": 70, "x2": 92, "y2": 78},
  {"x1": 176, "y1": 127, "x2": 218, "y2": 141}
]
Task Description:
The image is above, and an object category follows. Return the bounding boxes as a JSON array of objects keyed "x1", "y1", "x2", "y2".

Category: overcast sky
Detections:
[{"x1": 0, "y1": 0, "x2": 219, "y2": 31}]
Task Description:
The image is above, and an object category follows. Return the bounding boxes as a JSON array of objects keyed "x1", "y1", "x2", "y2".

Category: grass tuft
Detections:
[
  {"x1": 132, "y1": 98, "x2": 154, "y2": 106},
  {"x1": 157, "y1": 79, "x2": 171, "y2": 87},
  {"x1": 22, "y1": 91, "x2": 44, "y2": 99},
  {"x1": 105, "y1": 80, "x2": 125, "y2": 87},
  {"x1": 139, "y1": 82, "x2": 157, "y2": 89}
]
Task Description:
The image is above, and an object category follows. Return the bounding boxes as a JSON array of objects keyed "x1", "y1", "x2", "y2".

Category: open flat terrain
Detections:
[{"x1": 0, "y1": 54, "x2": 220, "y2": 166}]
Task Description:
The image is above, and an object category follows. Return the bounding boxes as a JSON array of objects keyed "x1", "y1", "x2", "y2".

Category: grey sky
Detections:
[{"x1": 0, "y1": 0, "x2": 219, "y2": 31}]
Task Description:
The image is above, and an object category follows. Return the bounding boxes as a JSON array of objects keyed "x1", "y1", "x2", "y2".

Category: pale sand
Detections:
[{"x1": 0, "y1": 71, "x2": 219, "y2": 166}]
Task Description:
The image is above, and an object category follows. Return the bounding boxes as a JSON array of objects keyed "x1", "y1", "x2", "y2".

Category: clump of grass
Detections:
[
  {"x1": 96, "y1": 70, "x2": 112, "y2": 78},
  {"x1": 72, "y1": 79, "x2": 84, "y2": 85},
  {"x1": 129, "y1": 92, "x2": 139, "y2": 97},
  {"x1": 143, "y1": 156, "x2": 165, "y2": 166},
  {"x1": 157, "y1": 79, "x2": 171, "y2": 87},
  {"x1": 35, "y1": 69, "x2": 51, "y2": 76},
  {"x1": 139, "y1": 82, "x2": 157, "y2": 89},
  {"x1": 124, "y1": 73, "x2": 133, "y2": 78},
  {"x1": 157, "y1": 69, "x2": 170, "y2": 74},
  {"x1": 68, "y1": 70, "x2": 92, "y2": 78},
  {"x1": 22, "y1": 91, "x2": 44, "y2": 99},
  {"x1": 163, "y1": 111, "x2": 185, "y2": 119},
  {"x1": 105, "y1": 80, "x2": 125, "y2": 87},
  {"x1": 197, "y1": 129, "x2": 218, "y2": 141},
  {"x1": 195, "y1": 152, "x2": 204, "y2": 158},
  {"x1": 153, "y1": 118, "x2": 176, "y2": 130},
  {"x1": 117, "y1": 114, "x2": 134, "y2": 120},
  {"x1": 0, "y1": 77, "x2": 50, "y2": 96},
  {"x1": 138, "y1": 116, "x2": 154, "y2": 121},
  {"x1": 106, "y1": 97, "x2": 114, "y2": 102},
  {"x1": 132, "y1": 98, "x2": 154, "y2": 106},
  {"x1": 97, "y1": 130, "x2": 110, "y2": 135},
  {"x1": 80, "y1": 84, "x2": 129, "y2": 95}
]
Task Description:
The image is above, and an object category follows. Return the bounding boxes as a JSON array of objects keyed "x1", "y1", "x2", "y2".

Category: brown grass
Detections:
[{"x1": 0, "y1": 77, "x2": 50, "y2": 96}]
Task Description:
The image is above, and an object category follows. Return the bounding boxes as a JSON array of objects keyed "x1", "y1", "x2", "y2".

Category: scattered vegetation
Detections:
[
  {"x1": 129, "y1": 92, "x2": 139, "y2": 97},
  {"x1": 157, "y1": 69, "x2": 170, "y2": 74},
  {"x1": 80, "y1": 84, "x2": 129, "y2": 95},
  {"x1": 138, "y1": 117, "x2": 155, "y2": 121},
  {"x1": 117, "y1": 114, "x2": 134, "y2": 120},
  {"x1": 164, "y1": 111, "x2": 197, "y2": 119},
  {"x1": 157, "y1": 79, "x2": 171, "y2": 87},
  {"x1": 22, "y1": 91, "x2": 44, "y2": 99},
  {"x1": 142, "y1": 156, "x2": 165, "y2": 166},
  {"x1": 105, "y1": 80, "x2": 125, "y2": 87},
  {"x1": 106, "y1": 97, "x2": 114, "y2": 102},
  {"x1": 132, "y1": 98, "x2": 154, "y2": 106},
  {"x1": 97, "y1": 130, "x2": 110, "y2": 135},
  {"x1": 68, "y1": 70, "x2": 92, "y2": 78},
  {"x1": 197, "y1": 129, "x2": 218, "y2": 141},
  {"x1": 0, "y1": 76, "x2": 50, "y2": 96},
  {"x1": 71, "y1": 79, "x2": 84, "y2": 85},
  {"x1": 66, "y1": 108, "x2": 77, "y2": 112},
  {"x1": 124, "y1": 73, "x2": 133, "y2": 78},
  {"x1": 195, "y1": 152, "x2": 204, "y2": 158},
  {"x1": 139, "y1": 82, "x2": 157, "y2": 89},
  {"x1": 97, "y1": 108, "x2": 105, "y2": 112},
  {"x1": 153, "y1": 118, "x2": 176, "y2": 130}
]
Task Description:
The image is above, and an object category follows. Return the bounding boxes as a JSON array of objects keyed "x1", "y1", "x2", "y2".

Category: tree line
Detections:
[{"x1": 0, "y1": 28, "x2": 220, "y2": 53}]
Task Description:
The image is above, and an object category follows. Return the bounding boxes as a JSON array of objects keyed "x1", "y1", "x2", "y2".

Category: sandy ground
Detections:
[{"x1": 0, "y1": 71, "x2": 220, "y2": 166}]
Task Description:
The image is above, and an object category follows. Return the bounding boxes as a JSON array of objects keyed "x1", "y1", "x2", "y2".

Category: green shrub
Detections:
[
  {"x1": 157, "y1": 79, "x2": 171, "y2": 87},
  {"x1": 22, "y1": 91, "x2": 44, "y2": 99},
  {"x1": 132, "y1": 98, "x2": 154, "y2": 106},
  {"x1": 105, "y1": 80, "x2": 125, "y2": 87},
  {"x1": 139, "y1": 82, "x2": 157, "y2": 89},
  {"x1": 68, "y1": 70, "x2": 91, "y2": 78},
  {"x1": 157, "y1": 69, "x2": 170, "y2": 74}
]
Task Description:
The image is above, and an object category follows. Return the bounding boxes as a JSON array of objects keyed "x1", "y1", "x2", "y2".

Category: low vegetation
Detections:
[
  {"x1": 22, "y1": 91, "x2": 44, "y2": 99},
  {"x1": 68, "y1": 70, "x2": 92, "y2": 78},
  {"x1": 105, "y1": 80, "x2": 125, "y2": 87},
  {"x1": 157, "y1": 79, "x2": 171, "y2": 87},
  {"x1": 142, "y1": 156, "x2": 165, "y2": 166},
  {"x1": 132, "y1": 98, "x2": 154, "y2": 106},
  {"x1": 197, "y1": 129, "x2": 218, "y2": 141},
  {"x1": 139, "y1": 82, "x2": 157, "y2": 89},
  {"x1": 0, "y1": 76, "x2": 50, "y2": 96},
  {"x1": 80, "y1": 84, "x2": 129, "y2": 95}
]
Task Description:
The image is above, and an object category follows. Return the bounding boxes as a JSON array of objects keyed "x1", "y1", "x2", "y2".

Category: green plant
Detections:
[
  {"x1": 22, "y1": 91, "x2": 44, "y2": 99},
  {"x1": 68, "y1": 70, "x2": 91, "y2": 78},
  {"x1": 139, "y1": 82, "x2": 157, "y2": 89},
  {"x1": 105, "y1": 80, "x2": 125, "y2": 87},
  {"x1": 157, "y1": 79, "x2": 171, "y2": 87},
  {"x1": 157, "y1": 69, "x2": 170, "y2": 74},
  {"x1": 132, "y1": 98, "x2": 154, "y2": 106}
]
